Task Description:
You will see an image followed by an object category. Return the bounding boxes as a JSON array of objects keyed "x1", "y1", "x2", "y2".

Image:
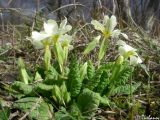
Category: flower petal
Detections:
[
  {"x1": 124, "y1": 44, "x2": 136, "y2": 52},
  {"x1": 60, "y1": 17, "x2": 67, "y2": 29},
  {"x1": 31, "y1": 31, "x2": 50, "y2": 49},
  {"x1": 118, "y1": 46, "x2": 127, "y2": 55},
  {"x1": 117, "y1": 40, "x2": 126, "y2": 46},
  {"x1": 60, "y1": 25, "x2": 72, "y2": 34},
  {"x1": 137, "y1": 56, "x2": 142, "y2": 64},
  {"x1": 59, "y1": 18, "x2": 72, "y2": 34},
  {"x1": 130, "y1": 55, "x2": 142, "y2": 65},
  {"x1": 32, "y1": 31, "x2": 49, "y2": 41},
  {"x1": 103, "y1": 15, "x2": 109, "y2": 25},
  {"x1": 91, "y1": 20, "x2": 105, "y2": 33},
  {"x1": 44, "y1": 20, "x2": 58, "y2": 35},
  {"x1": 111, "y1": 29, "x2": 121, "y2": 38},
  {"x1": 130, "y1": 56, "x2": 138, "y2": 65},
  {"x1": 109, "y1": 15, "x2": 117, "y2": 32}
]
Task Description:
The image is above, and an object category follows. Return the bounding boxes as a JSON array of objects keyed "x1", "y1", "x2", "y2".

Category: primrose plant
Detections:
[
  {"x1": 31, "y1": 18, "x2": 72, "y2": 73},
  {"x1": 12, "y1": 15, "x2": 143, "y2": 119}
]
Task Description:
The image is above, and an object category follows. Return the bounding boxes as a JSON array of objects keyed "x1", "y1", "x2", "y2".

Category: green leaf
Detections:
[
  {"x1": 35, "y1": 83, "x2": 53, "y2": 97},
  {"x1": 67, "y1": 56, "x2": 82, "y2": 97},
  {"x1": 83, "y1": 36, "x2": 100, "y2": 55},
  {"x1": 45, "y1": 66, "x2": 59, "y2": 81},
  {"x1": 13, "y1": 97, "x2": 53, "y2": 120},
  {"x1": 20, "y1": 69, "x2": 30, "y2": 84},
  {"x1": 36, "y1": 83, "x2": 53, "y2": 91},
  {"x1": 52, "y1": 83, "x2": 71, "y2": 106},
  {"x1": 79, "y1": 62, "x2": 88, "y2": 80},
  {"x1": 18, "y1": 57, "x2": 25, "y2": 68},
  {"x1": 12, "y1": 81, "x2": 33, "y2": 96},
  {"x1": 34, "y1": 71, "x2": 43, "y2": 81},
  {"x1": 70, "y1": 102, "x2": 83, "y2": 120},
  {"x1": 18, "y1": 58, "x2": 30, "y2": 84},
  {"x1": 96, "y1": 71, "x2": 110, "y2": 95},
  {"x1": 55, "y1": 107, "x2": 74, "y2": 120},
  {"x1": 86, "y1": 67, "x2": 103, "y2": 90},
  {"x1": 109, "y1": 62, "x2": 122, "y2": 83},
  {"x1": 77, "y1": 88, "x2": 100, "y2": 116},
  {"x1": 87, "y1": 60, "x2": 95, "y2": 80},
  {"x1": 99, "y1": 96, "x2": 110, "y2": 107},
  {"x1": 109, "y1": 82, "x2": 141, "y2": 96},
  {"x1": 52, "y1": 85, "x2": 62, "y2": 104},
  {"x1": 116, "y1": 66, "x2": 134, "y2": 85},
  {"x1": 61, "y1": 82, "x2": 71, "y2": 105}
]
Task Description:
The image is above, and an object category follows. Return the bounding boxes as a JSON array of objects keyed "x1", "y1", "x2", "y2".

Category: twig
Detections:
[
  {"x1": 9, "y1": 111, "x2": 19, "y2": 120},
  {"x1": 51, "y1": 3, "x2": 85, "y2": 13}
]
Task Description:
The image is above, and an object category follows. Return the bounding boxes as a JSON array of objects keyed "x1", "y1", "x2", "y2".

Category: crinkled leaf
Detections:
[
  {"x1": 45, "y1": 66, "x2": 59, "y2": 82},
  {"x1": 96, "y1": 71, "x2": 110, "y2": 95},
  {"x1": 87, "y1": 60, "x2": 95, "y2": 80},
  {"x1": 11, "y1": 81, "x2": 33, "y2": 96},
  {"x1": 79, "y1": 62, "x2": 88, "y2": 81},
  {"x1": 109, "y1": 82, "x2": 141, "y2": 96},
  {"x1": 55, "y1": 107, "x2": 74, "y2": 120},
  {"x1": 77, "y1": 88, "x2": 100, "y2": 116},
  {"x1": 67, "y1": 56, "x2": 82, "y2": 97},
  {"x1": 69, "y1": 102, "x2": 85, "y2": 120},
  {"x1": 13, "y1": 97, "x2": 53, "y2": 120},
  {"x1": 86, "y1": 67, "x2": 103, "y2": 90},
  {"x1": 35, "y1": 83, "x2": 53, "y2": 97},
  {"x1": 99, "y1": 96, "x2": 110, "y2": 107}
]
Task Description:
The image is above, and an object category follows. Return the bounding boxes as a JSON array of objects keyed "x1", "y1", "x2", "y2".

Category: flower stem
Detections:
[{"x1": 44, "y1": 44, "x2": 51, "y2": 71}]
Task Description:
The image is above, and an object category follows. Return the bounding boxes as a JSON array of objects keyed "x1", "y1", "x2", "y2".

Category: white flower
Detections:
[
  {"x1": 117, "y1": 40, "x2": 142, "y2": 65},
  {"x1": 91, "y1": 15, "x2": 121, "y2": 38},
  {"x1": 31, "y1": 18, "x2": 72, "y2": 49},
  {"x1": 117, "y1": 40, "x2": 136, "y2": 56},
  {"x1": 31, "y1": 31, "x2": 50, "y2": 49}
]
